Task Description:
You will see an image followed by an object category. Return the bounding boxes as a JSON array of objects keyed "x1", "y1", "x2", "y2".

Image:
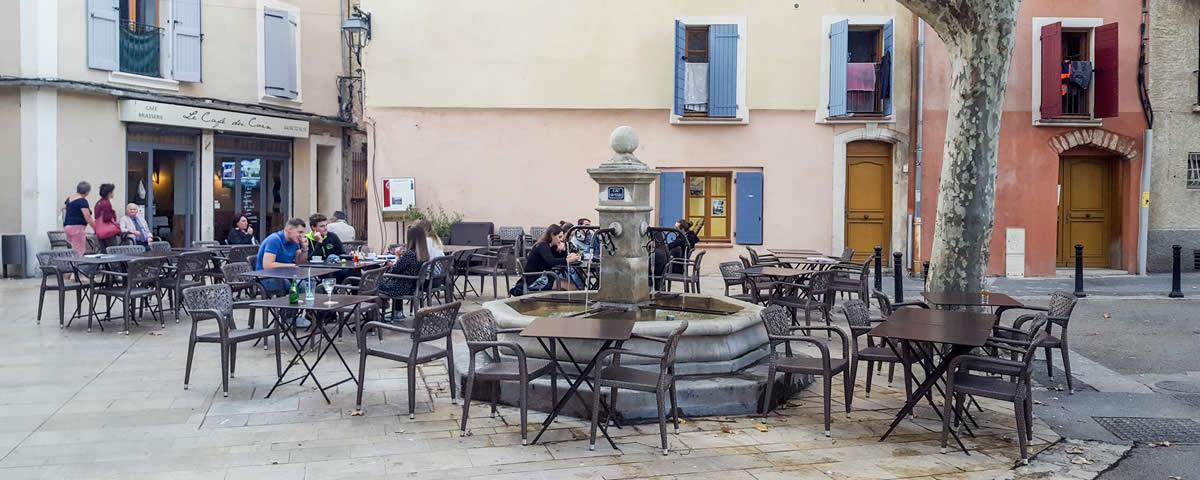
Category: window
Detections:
[
  {"x1": 1188, "y1": 153, "x2": 1200, "y2": 189},
  {"x1": 686, "y1": 173, "x2": 731, "y2": 241},
  {"x1": 672, "y1": 18, "x2": 746, "y2": 122},
  {"x1": 1034, "y1": 18, "x2": 1119, "y2": 123},
  {"x1": 658, "y1": 171, "x2": 763, "y2": 245},
  {"x1": 826, "y1": 18, "x2": 894, "y2": 119},
  {"x1": 87, "y1": 0, "x2": 202, "y2": 82},
  {"x1": 261, "y1": 3, "x2": 301, "y2": 102}
]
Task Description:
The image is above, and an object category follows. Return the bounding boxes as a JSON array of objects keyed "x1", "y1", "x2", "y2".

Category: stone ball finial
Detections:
[{"x1": 609, "y1": 126, "x2": 639, "y2": 154}]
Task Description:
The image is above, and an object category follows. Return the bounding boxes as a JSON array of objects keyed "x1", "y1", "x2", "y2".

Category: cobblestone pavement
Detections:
[{"x1": 0, "y1": 277, "x2": 1081, "y2": 479}]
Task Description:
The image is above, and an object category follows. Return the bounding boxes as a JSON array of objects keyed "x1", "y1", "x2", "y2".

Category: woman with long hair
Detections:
[
  {"x1": 414, "y1": 219, "x2": 445, "y2": 258},
  {"x1": 62, "y1": 181, "x2": 95, "y2": 255},
  {"x1": 522, "y1": 224, "x2": 583, "y2": 291},
  {"x1": 93, "y1": 183, "x2": 121, "y2": 252},
  {"x1": 378, "y1": 225, "x2": 431, "y2": 298}
]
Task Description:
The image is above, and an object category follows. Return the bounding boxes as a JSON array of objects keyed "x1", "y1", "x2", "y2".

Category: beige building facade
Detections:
[
  {"x1": 1, "y1": 0, "x2": 359, "y2": 274},
  {"x1": 361, "y1": 0, "x2": 917, "y2": 270}
]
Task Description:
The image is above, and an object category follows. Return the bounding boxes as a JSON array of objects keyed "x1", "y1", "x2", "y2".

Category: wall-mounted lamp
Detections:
[
  {"x1": 342, "y1": 6, "x2": 372, "y2": 65},
  {"x1": 153, "y1": 165, "x2": 161, "y2": 185}
]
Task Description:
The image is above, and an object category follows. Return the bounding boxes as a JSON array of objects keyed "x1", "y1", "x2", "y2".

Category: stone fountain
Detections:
[{"x1": 454, "y1": 126, "x2": 810, "y2": 420}]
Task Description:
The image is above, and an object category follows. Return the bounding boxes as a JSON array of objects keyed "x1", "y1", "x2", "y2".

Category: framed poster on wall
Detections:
[{"x1": 382, "y1": 177, "x2": 416, "y2": 212}]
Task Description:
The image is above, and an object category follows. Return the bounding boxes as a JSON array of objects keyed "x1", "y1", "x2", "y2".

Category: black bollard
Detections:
[
  {"x1": 1169, "y1": 245, "x2": 1184, "y2": 298},
  {"x1": 1073, "y1": 244, "x2": 1087, "y2": 298},
  {"x1": 893, "y1": 252, "x2": 904, "y2": 303},
  {"x1": 922, "y1": 261, "x2": 930, "y2": 283},
  {"x1": 874, "y1": 246, "x2": 883, "y2": 291}
]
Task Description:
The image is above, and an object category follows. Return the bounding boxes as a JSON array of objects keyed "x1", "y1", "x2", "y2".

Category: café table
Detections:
[
  {"x1": 296, "y1": 259, "x2": 387, "y2": 270},
  {"x1": 741, "y1": 265, "x2": 817, "y2": 278},
  {"x1": 442, "y1": 244, "x2": 485, "y2": 253},
  {"x1": 255, "y1": 294, "x2": 379, "y2": 403},
  {"x1": 922, "y1": 291, "x2": 1024, "y2": 318},
  {"x1": 768, "y1": 248, "x2": 826, "y2": 256},
  {"x1": 240, "y1": 266, "x2": 340, "y2": 281},
  {"x1": 521, "y1": 315, "x2": 637, "y2": 448},
  {"x1": 870, "y1": 308, "x2": 995, "y2": 454},
  {"x1": 61, "y1": 254, "x2": 142, "y2": 328}
]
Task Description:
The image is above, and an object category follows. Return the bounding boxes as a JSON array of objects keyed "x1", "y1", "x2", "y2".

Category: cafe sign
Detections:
[{"x1": 118, "y1": 100, "x2": 310, "y2": 138}]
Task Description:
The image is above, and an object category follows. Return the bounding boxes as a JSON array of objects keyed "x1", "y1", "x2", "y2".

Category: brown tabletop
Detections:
[
  {"x1": 241, "y1": 266, "x2": 340, "y2": 279},
  {"x1": 922, "y1": 291, "x2": 1023, "y2": 309},
  {"x1": 869, "y1": 308, "x2": 994, "y2": 346},
  {"x1": 296, "y1": 260, "x2": 386, "y2": 270},
  {"x1": 251, "y1": 294, "x2": 378, "y2": 312},
  {"x1": 62, "y1": 254, "x2": 139, "y2": 265},
  {"x1": 443, "y1": 245, "x2": 485, "y2": 253},
  {"x1": 520, "y1": 316, "x2": 637, "y2": 341},
  {"x1": 742, "y1": 266, "x2": 815, "y2": 277},
  {"x1": 768, "y1": 248, "x2": 825, "y2": 256}
]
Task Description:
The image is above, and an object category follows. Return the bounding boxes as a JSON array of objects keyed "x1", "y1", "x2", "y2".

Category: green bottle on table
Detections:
[{"x1": 288, "y1": 277, "x2": 299, "y2": 304}]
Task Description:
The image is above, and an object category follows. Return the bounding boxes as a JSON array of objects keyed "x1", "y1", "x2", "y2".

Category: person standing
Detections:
[
  {"x1": 119, "y1": 203, "x2": 153, "y2": 246},
  {"x1": 62, "y1": 182, "x2": 95, "y2": 255},
  {"x1": 326, "y1": 211, "x2": 356, "y2": 243},
  {"x1": 93, "y1": 184, "x2": 121, "y2": 252}
]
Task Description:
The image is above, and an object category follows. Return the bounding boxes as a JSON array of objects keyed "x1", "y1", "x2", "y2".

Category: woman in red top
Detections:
[{"x1": 93, "y1": 183, "x2": 121, "y2": 252}]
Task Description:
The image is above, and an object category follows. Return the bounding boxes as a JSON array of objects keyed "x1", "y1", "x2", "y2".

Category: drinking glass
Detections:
[{"x1": 322, "y1": 278, "x2": 338, "y2": 305}]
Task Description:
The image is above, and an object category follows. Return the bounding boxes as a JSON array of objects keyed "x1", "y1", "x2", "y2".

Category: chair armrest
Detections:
[
  {"x1": 597, "y1": 347, "x2": 664, "y2": 365},
  {"x1": 342, "y1": 276, "x2": 363, "y2": 286},
  {"x1": 363, "y1": 321, "x2": 414, "y2": 334},
  {"x1": 893, "y1": 301, "x2": 929, "y2": 309},
  {"x1": 496, "y1": 328, "x2": 525, "y2": 334},
  {"x1": 184, "y1": 308, "x2": 224, "y2": 323},
  {"x1": 950, "y1": 354, "x2": 1024, "y2": 372},
  {"x1": 781, "y1": 325, "x2": 850, "y2": 358},
  {"x1": 470, "y1": 252, "x2": 498, "y2": 260},
  {"x1": 332, "y1": 284, "x2": 360, "y2": 294},
  {"x1": 383, "y1": 273, "x2": 419, "y2": 280},
  {"x1": 99, "y1": 269, "x2": 127, "y2": 277},
  {"x1": 631, "y1": 333, "x2": 667, "y2": 343},
  {"x1": 468, "y1": 340, "x2": 529, "y2": 362}
]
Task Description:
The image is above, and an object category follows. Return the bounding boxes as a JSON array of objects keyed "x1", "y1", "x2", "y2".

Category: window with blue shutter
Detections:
[
  {"x1": 658, "y1": 172, "x2": 685, "y2": 228},
  {"x1": 828, "y1": 20, "x2": 849, "y2": 117},
  {"x1": 172, "y1": 0, "x2": 202, "y2": 82},
  {"x1": 734, "y1": 172, "x2": 763, "y2": 245},
  {"x1": 264, "y1": 8, "x2": 297, "y2": 99},
  {"x1": 707, "y1": 24, "x2": 738, "y2": 118},
  {"x1": 673, "y1": 21, "x2": 686, "y2": 116},
  {"x1": 87, "y1": 0, "x2": 120, "y2": 71},
  {"x1": 881, "y1": 19, "x2": 894, "y2": 116},
  {"x1": 286, "y1": 12, "x2": 299, "y2": 98}
]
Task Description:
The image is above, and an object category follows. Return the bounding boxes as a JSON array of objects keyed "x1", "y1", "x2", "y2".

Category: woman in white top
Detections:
[{"x1": 415, "y1": 219, "x2": 445, "y2": 258}]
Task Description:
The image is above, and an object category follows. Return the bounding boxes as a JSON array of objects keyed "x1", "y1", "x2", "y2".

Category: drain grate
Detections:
[
  {"x1": 1092, "y1": 417, "x2": 1200, "y2": 444},
  {"x1": 1174, "y1": 394, "x2": 1200, "y2": 409}
]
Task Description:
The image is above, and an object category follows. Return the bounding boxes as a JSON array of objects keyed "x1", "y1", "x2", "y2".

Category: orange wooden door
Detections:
[
  {"x1": 845, "y1": 141, "x2": 892, "y2": 263},
  {"x1": 1058, "y1": 157, "x2": 1112, "y2": 267}
]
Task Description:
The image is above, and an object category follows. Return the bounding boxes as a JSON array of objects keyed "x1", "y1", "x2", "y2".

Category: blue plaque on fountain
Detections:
[{"x1": 607, "y1": 186, "x2": 626, "y2": 201}]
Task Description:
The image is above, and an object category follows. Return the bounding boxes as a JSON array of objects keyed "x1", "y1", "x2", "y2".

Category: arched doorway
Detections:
[
  {"x1": 844, "y1": 140, "x2": 892, "y2": 263},
  {"x1": 1050, "y1": 129, "x2": 1139, "y2": 269}
]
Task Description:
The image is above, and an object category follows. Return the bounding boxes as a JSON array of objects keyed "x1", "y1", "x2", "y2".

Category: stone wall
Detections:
[{"x1": 1148, "y1": 0, "x2": 1200, "y2": 272}]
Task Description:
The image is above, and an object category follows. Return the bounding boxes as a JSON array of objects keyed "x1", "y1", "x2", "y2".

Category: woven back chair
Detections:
[
  {"x1": 356, "y1": 302, "x2": 462, "y2": 418},
  {"x1": 759, "y1": 304, "x2": 852, "y2": 436},
  {"x1": 458, "y1": 309, "x2": 556, "y2": 444},
  {"x1": 148, "y1": 241, "x2": 172, "y2": 253},
  {"x1": 181, "y1": 283, "x2": 280, "y2": 396}
]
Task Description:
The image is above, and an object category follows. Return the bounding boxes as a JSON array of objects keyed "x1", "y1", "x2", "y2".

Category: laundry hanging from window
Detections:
[
  {"x1": 684, "y1": 62, "x2": 709, "y2": 113},
  {"x1": 846, "y1": 63, "x2": 877, "y2": 113}
]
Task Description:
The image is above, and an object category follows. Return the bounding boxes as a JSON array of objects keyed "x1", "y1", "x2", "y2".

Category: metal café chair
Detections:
[
  {"x1": 181, "y1": 283, "x2": 282, "y2": 397},
  {"x1": 148, "y1": 241, "x2": 172, "y2": 253},
  {"x1": 838, "y1": 298, "x2": 913, "y2": 400},
  {"x1": 48, "y1": 231, "x2": 72, "y2": 250},
  {"x1": 467, "y1": 245, "x2": 515, "y2": 299},
  {"x1": 994, "y1": 291, "x2": 1079, "y2": 392},
  {"x1": 94, "y1": 257, "x2": 166, "y2": 333},
  {"x1": 664, "y1": 250, "x2": 705, "y2": 294},
  {"x1": 36, "y1": 251, "x2": 92, "y2": 327},
  {"x1": 356, "y1": 301, "x2": 462, "y2": 418},
  {"x1": 759, "y1": 305, "x2": 851, "y2": 437},
  {"x1": 458, "y1": 309, "x2": 556, "y2": 444},
  {"x1": 588, "y1": 320, "x2": 690, "y2": 456},
  {"x1": 718, "y1": 260, "x2": 755, "y2": 303},
  {"x1": 161, "y1": 251, "x2": 213, "y2": 323}
]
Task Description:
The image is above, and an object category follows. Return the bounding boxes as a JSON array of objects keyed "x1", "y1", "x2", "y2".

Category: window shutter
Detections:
[
  {"x1": 734, "y1": 172, "x2": 763, "y2": 245},
  {"x1": 172, "y1": 0, "x2": 202, "y2": 82},
  {"x1": 828, "y1": 20, "x2": 850, "y2": 117},
  {"x1": 263, "y1": 8, "x2": 295, "y2": 99},
  {"x1": 1040, "y1": 22, "x2": 1063, "y2": 119},
  {"x1": 708, "y1": 24, "x2": 739, "y2": 118},
  {"x1": 658, "y1": 172, "x2": 685, "y2": 228},
  {"x1": 87, "y1": 0, "x2": 119, "y2": 71},
  {"x1": 674, "y1": 20, "x2": 685, "y2": 116},
  {"x1": 286, "y1": 12, "x2": 299, "y2": 98},
  {"x1": 882, "y1": 19, "x2": 894, "y2": 116},
  {"x1": 1094, "y1": 22, "x2": 1119, "y2": 118}
]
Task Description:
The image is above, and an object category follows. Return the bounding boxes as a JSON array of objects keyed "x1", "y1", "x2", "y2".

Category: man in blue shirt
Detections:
[{"x1": 256, "y1": 218, "x2": 312, "y2": 327}]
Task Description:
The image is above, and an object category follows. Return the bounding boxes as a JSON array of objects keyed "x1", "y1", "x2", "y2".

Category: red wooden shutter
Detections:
[
  {"x1": 1040, "y1": 22, "x2": 1063, "y2": 119},
  {"x1": 1094, "y1": 22, "x2": 1120, "y2": 118}
]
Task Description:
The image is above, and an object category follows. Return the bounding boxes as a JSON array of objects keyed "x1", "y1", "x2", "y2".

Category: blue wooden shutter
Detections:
[
  {"x1": 172, "y1": 0, "x2": 202, "y2": 82},
  {"x1": 263, "y1": 8, "x2": 295, "y2": 99},
  {"x1": 673, "y1": 20, "x2": 685, "y2": 116},
  {"x1": 87, "y1": 0, "x2": 119, "y2": 71},
  {"x1": 708, "y1": 24, "x2": 739, "y2": 118},
  {"x1": 286, "y1": 12, "x2": 299, "y2": 98},
  {"x1": 658, "y1": 172, "x2": 684, "y2": 227},
  {"x1": 735, "y1": 172, "x2": 763, "y2": 245},
  {"x1": 882, "y1": 19, "x2": 894, "y2": 116},
  {"x1": 828, "y1": 20, "x2": 849, "y2": 117}
]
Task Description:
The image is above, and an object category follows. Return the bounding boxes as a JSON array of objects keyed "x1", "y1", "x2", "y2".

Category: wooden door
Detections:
[
  {"x1": 1058, "y1": 157, "x2": 1113, "y2": 267},
  {"x1": 845, "y1": 141, "x2": 892, "y2": 263},
  {"x1": 685, "y1": 172, "x2": 732, "y2": 242}
]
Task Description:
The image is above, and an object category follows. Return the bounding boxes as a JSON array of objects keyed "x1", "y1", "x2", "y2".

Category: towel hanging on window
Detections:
[
  {"x1": 847, "y1": 63, "x2": 877, "y2": 92},
  {"x1": 684, "y1": 62, "x2": 709, "y2": 111}
]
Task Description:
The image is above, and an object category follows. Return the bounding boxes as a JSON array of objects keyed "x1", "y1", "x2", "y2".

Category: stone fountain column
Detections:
[{"x1": 587, "y1": 126, "x2": 660, "y2": 308}]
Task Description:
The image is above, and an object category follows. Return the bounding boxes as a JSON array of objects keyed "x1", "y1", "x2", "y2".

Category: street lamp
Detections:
[{"x1": 342, "y1": 6, "x2": 372, "y2": 65}]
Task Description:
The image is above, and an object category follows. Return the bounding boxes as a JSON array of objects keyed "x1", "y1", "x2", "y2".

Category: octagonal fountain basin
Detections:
[{"x1": 449, "y1": 291, "x2": 813, "y2": 421}]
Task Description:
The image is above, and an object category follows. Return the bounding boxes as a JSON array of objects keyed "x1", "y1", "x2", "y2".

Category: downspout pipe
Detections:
[
  {"x1": 913, "y1": 19, "x2": 926, "y2": 274},
  {"x1": 1136, "y1": 0, "x2": 1155, "y2": 275}
]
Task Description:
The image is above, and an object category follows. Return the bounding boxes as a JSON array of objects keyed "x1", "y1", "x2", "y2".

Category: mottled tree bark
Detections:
[{"x1": 897, "y1": 0, "x2": 1021, "y2": 293}]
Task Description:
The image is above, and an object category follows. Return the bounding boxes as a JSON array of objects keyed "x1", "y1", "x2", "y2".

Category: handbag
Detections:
[{"x1": 95, "y1": 219, "x2": 120, "y2": 240}]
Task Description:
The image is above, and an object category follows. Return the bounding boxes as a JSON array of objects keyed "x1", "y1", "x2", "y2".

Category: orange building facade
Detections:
[{"x1": 914, "y1": 0, "x2": 1148, "y2": 277}]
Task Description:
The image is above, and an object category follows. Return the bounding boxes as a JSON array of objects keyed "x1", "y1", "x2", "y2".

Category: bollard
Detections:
[
  {"x1": 1169, "y1": 245, "x2": 1184, "y2": 298},
  {"x1": 874, "y1": 246, "x2": 883, "y2": 291},
  {"x1": 893, "y1": 252, "x2": 904, "y2": 303},
  {"x1": 922, "y1": 261, "x2": 930, "y2": 282},
  {"x1": 1073, "y1": 244, "x2": 1087, "y2": 298}
]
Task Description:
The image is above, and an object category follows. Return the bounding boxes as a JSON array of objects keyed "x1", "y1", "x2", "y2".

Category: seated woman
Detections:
[
  {"x1": 414, "y1": 219, "x2": 445, "y2": 258},
  {"x1": 519, "y1": 224, "x2": 583, "y2": 293},
  {"x1": 667, "y1": 219, "x2": 700, "y2": 274},
  {"x1": 648, "y1": 230, "x2": 671, "y2": 291},
  {"x1": 378, "y1": 225, "x2": 431, "y2": 300},
  {"x1": 227, "y1": 215, "x2": 257, "y2": 245}
]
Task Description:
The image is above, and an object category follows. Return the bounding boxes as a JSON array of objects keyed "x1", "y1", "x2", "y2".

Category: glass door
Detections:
[
  {"x1": 214, "y1": 155, "x2": 289, "y2": 244},
  {"x1": 127, "y1": 148, "x2": 198, "y2": 247}
]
